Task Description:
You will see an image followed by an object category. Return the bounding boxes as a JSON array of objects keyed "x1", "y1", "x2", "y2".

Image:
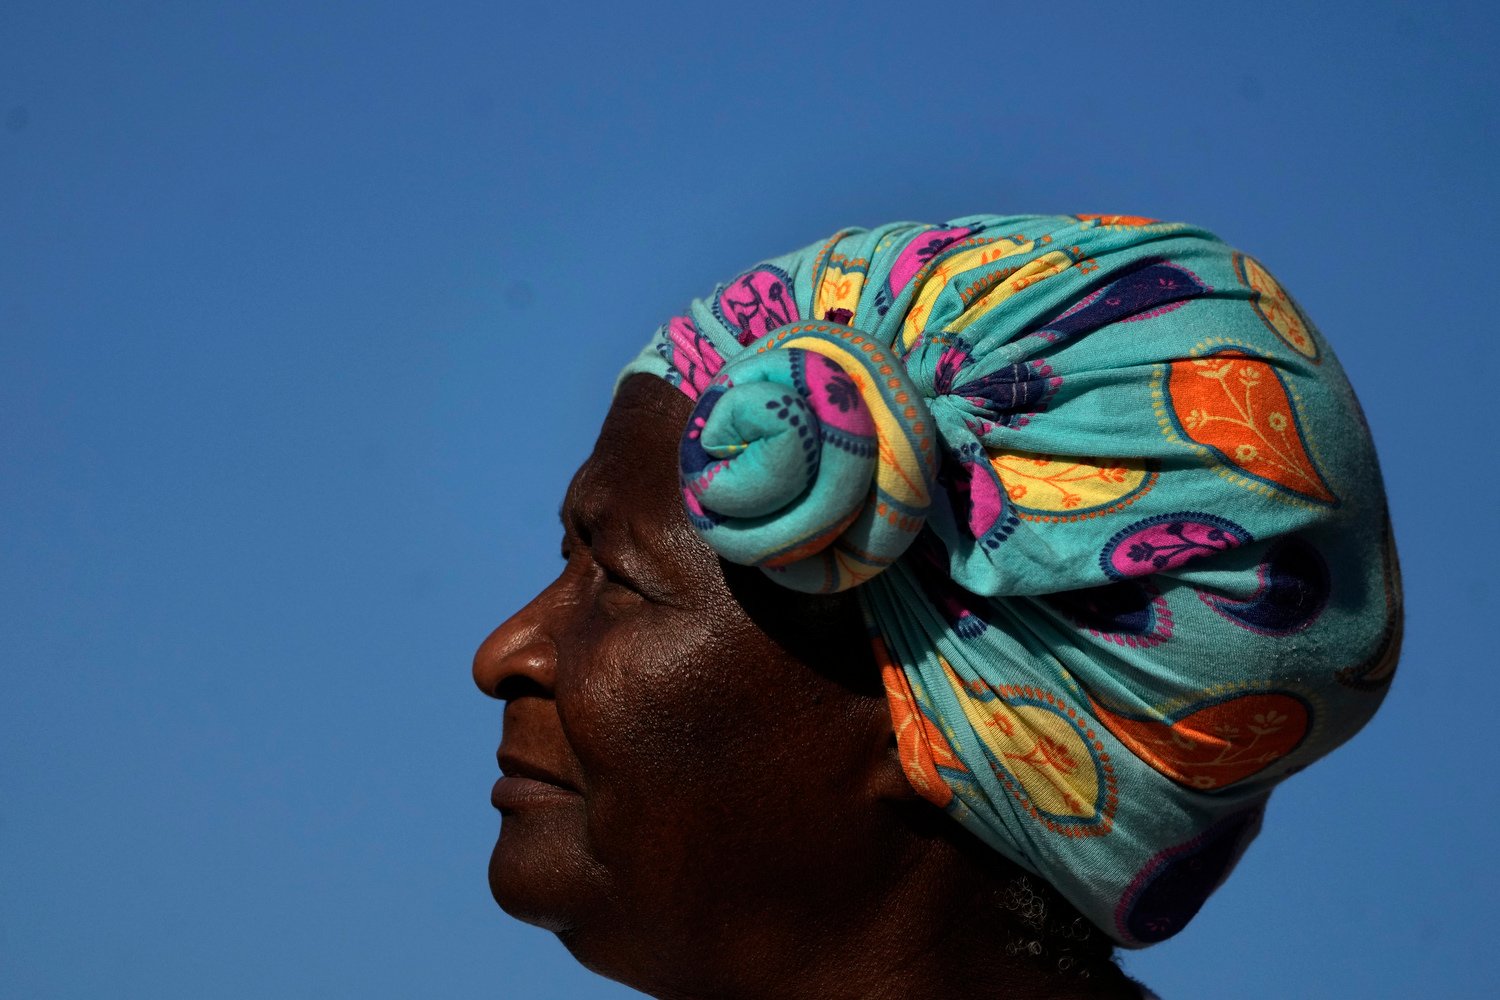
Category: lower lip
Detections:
[{"x1": 491, "y1": 776, "x2": 579, "y2": 811}]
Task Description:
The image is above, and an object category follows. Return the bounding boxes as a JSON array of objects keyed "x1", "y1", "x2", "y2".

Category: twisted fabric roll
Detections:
[
  {"x1": 618, "y1": 213, "x2": 1400, "y2": 945},
  {"x1": 678, "y1": 324, "x2": 937, "y2": 593}
]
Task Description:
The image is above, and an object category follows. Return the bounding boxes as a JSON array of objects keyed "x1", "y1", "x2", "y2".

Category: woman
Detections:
[{"x1": 473, "y1": 214, "x2": 1400, "y2": 998}]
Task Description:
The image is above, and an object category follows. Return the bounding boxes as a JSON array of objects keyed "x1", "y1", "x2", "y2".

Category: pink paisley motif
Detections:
[
  {"x1": 961, "y1": 459, "x2": 1005, "y2": 539},
  {"x1": 1102, "y1": 514, "x2": 1250, "y2": 580},
  {"x1": 801, "y1": 352, "x2": 876, "y2": 438},
  {"x1": 681, "y1": 485, "x2": 708, "y2": 519},
  {"x1": 933, "y1": 344, "x2": 971, "y2": 394},
  {"x1": 719, "y1": 267, "x2": 799, "y2": 346},
  {"x1": 889, "y1": 226, "x2": 974, "y2": 297}
]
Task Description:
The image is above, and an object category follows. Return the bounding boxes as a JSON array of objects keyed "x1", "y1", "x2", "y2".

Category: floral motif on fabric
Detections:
[
  {"x1": 944, "y1": 661, "x2": 1117, "y2": 835},
  {"x1": 1234, "y1": 252, "x2": 1319, "y2": 361},
  {"x1": 1087, "y1": 689, "x2": 1311, "y2": 791},
  {"x1": 1157, "y1": 343, "x2": 1336, "y2": 506},
  {"x1": 715, "y1": 265, "x2": 799, "y2": 346},
  {"x1": 989, "y1": 451, "x2": 1158, "y2": 521}
]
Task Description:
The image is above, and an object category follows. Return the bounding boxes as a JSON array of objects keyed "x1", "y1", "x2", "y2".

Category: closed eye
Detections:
[
  {"x1": 558, "y1": 502, "x2": 657, "y2": 605},
  {"x1": 598, "y1": 559, "x2": 645, "y2": 599}
]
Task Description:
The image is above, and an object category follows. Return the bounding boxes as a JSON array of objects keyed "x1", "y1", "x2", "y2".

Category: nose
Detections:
[{"x1": 472, "y1": 591, "x2": 561, "y2": 701}]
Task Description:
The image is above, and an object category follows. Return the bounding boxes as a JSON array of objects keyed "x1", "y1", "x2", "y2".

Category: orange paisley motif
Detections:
[
  {"x1": 1088, "y1": 691, "x2": 1311, "y2": 790},
  {"x1": 1164, "y1": 348, "x2": 1336, "y2": 505},
  {"x1": 1076, "y1": 214, "x2": 1160, "y2": 227},
  {"x1": 879, "y1": 644, "x2": 962, "y2": 808}
]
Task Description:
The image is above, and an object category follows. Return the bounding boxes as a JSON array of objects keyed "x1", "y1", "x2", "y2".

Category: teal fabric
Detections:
[
  {"x1": 619, "y1": 214, "x2": 1400, "y2": 945},
  {"x1": 675, "y1": 325, "x2": 937, "y2": 593}
]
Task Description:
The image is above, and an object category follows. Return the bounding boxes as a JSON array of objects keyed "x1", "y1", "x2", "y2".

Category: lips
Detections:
[{"x1": 492, "y1": 749, "x2": 580, "y2": 810}]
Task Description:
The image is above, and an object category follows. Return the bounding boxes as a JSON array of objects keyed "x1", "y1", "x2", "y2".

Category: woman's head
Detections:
[
  {"x1": 475, "y1": 374, "x2": 1126, "y2": 997},
  {"x1": 476, "y1": 213, "x2": 1399, "y2": 993}
]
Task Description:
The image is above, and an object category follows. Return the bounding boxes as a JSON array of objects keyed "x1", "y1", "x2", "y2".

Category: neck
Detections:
[
  {"x1": 582, "y1": 812, "x2": 1144, "y2": 1000},
  {"x1": 753, "y1": 854, "x2": 1140, "y2": 1000}
]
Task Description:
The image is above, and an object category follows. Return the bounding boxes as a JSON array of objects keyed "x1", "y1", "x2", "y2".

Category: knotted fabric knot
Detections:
[{"x1": 678, "y1": 322, "x2": 938, "y2": 593}]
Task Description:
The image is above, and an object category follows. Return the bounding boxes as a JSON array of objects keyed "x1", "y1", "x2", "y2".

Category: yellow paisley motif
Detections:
[
  {"x1": 899, "y1": 236, "x2": 1043, "y2": 348},
  {"x1": 1236, "y1": 253, "x2": 1318, "y2": 360},
  {"x1": 946, "y1": 249, "x2": 1075, "y2": 337},
  {"x1": 943, "y1": 660, "x2": 1101, "y2": 821},
  {"x1": 815, "y1": 256, "x2": 866, "y2": 323},
  {"x1": 988, "y1": 450, "x2": 1153, "y2": 517}
]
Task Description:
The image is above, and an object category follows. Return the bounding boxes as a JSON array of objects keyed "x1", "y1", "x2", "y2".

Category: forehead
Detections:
[{"x1": 566, "y1": 376, "x2": 694, "y2": 530}]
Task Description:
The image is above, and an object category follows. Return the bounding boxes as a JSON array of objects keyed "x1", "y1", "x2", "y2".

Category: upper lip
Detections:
[{"x1": 495, "y1": 749, "x2": 578, "y2": 792}]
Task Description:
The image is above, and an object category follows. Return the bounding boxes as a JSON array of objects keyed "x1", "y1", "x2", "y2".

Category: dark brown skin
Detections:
[{"x1": 473, "y1": 375, "x2": 1144, "y2": 1000}]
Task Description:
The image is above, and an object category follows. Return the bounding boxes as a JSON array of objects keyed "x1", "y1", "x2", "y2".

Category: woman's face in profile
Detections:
[{"x1": 472, "y1": 375, "x2": 891, "y2": 978}]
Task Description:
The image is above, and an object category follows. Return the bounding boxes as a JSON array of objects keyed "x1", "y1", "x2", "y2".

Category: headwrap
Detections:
[{"x1": 617, "y1": 214, "x2": 1400, "y2": 946}]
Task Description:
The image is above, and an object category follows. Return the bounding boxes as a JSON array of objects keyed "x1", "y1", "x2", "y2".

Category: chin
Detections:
[{"x1": 486, "y1": 818, "x2": 595, "y2": 934}]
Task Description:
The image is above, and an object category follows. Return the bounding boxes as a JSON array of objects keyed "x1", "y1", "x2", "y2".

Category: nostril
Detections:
[{"x1": 493, "y1": 674, "x2": 550, "y2": 704}]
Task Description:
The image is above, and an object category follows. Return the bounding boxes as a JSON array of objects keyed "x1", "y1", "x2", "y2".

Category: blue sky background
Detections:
[{"x1": 3, "y1": 2, "x2": 1496, "y2": 997}]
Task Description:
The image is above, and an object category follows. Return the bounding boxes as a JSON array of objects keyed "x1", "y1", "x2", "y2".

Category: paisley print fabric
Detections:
[{"x1": 618, "y1": 213, "x2": 1399, "y2": 946}]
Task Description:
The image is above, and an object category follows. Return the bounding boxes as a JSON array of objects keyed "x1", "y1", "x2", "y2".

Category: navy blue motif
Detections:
[
  {"x1": 1200, "y1": 537, "x2": 1330, "y2": 636},
  {"x1": 1035, "y1": 259, "x2": 1210, "y2": 345}
]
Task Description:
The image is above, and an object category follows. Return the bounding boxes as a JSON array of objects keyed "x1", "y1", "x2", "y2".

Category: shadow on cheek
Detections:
[{"x1": 719, "y1": 560, "x2": 880, "y2": 696}]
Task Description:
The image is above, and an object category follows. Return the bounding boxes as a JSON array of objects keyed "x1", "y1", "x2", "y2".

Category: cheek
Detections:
[
  {"x1": 574, "y1": 613, "x2": 818, "y2": 871},
  {"x1": 554, "y1": 598, "x2": 891, "y2": 925},
  {"x1": 567, "y1": 606, "x2": 855, "y2": 835},
  {"x1": 567, "y1": 609, "x2": 763, "y2": 797}
]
